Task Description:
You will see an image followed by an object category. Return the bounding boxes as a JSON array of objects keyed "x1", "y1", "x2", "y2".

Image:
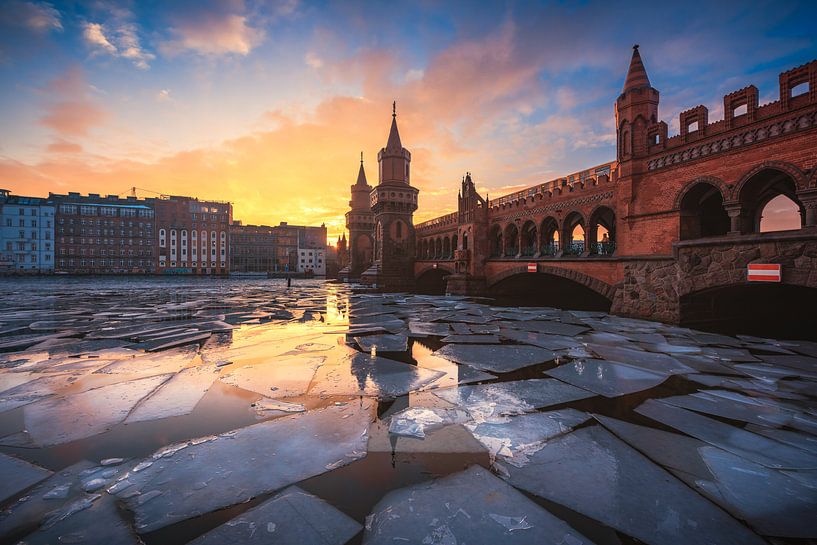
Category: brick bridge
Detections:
[{"x1": 413, "y1": 48, "x2": 817, "y2": 336}]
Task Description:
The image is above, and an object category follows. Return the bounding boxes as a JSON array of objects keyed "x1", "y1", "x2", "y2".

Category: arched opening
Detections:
[
  {"x1": 680, "y1": 284, "x2": 817, "y2": 341},
  {"x1": 588, "y1": 206, "x2": 616, "y2": 255},
  {"x1": 489, "y1": 273, "x2": 611, "y2": 311},
  {"x1": 562, "y1": 212, "x2": 585, "y2": 256},
  {"x1": 374, "y1": 222, "x2": 383, "y2": 261},
  {"x1": 540, "y1": 217, "x2": 559, "y2": 256},
  {"x1": 442, "y1": 237, "x2": 451, "y2": 258},
  {"x1": 760, "y1": 194, "x2": 803, "y2": 233},
  {"x1": 435, "y1": 238, "x2": 442, "y2": 259},
  {"x1": 679, "y1": 182, "x2": 730, "y2": 240},
  {"x1": 519, "y1": 221, "x2": 537, "y2": 257},
  {"x1": 504, "y1": 223, "x2": 519, "y2": 257},
  {"x1": 738, "y1": 168, "x2": 804, "y2": 233},
  {"x1": 462, "y1": 232, "x2": 468, "y2": 251},
  {"x1": 391, "y1": 219, "x2": 406, "y2": 241},
  {"x1": 451, "y1": 234, "x2": 458, "y2": 254},
  {"x1": 489, "y1": 225, "x2": 502, "y2": 258},
  {"x1": 416, "y1": 268, "x2": 451, "y2": 295}
]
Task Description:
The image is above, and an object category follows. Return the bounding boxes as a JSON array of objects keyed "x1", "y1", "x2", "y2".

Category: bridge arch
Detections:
[
  {"x1": 677, "y1": 178, "x2": 730, "y2": 240},
  {"x1": 732, "y1": 161, "x2": 808, "y2": 198},
  {"x1": 520, "y1": 220, "x2": 537, "y2": 257},
  {"x1": 587, "y1": 205, "x2": 616, "y2": 255},
  {"x1": 489, "y1": 224, "x2": 503, "y2": 257},
  {"x1": 540, "y1": 216, "x2": 560, "y2": 256},
  {"x1": 486, "y1": 264, "x2": 616, "y2": 311},
  {"x1": 415, "y1": 264, "x2": 455, "y2": 295},
  {"x1": 562, "y1": 211, "x2": 586, "y2": 255},
  {"x1": 503, "y1": 223, "x2": 519, "y2": 257},
  {"x1": 736, "y1": 164, "x2": 805, "y2": 233}
]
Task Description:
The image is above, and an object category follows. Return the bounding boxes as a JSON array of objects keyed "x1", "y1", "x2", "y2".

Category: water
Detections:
[{"x1": 0, "y1": 277, "x2": 815, "y2": 545}]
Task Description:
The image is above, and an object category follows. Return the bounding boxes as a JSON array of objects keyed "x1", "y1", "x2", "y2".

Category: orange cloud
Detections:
[
  {"x1": 161, "y1": 14, "x2": 263, "y2": 56},
  {"x1": 46, "y1": 139, "x2": 83, "y2": 154},
  {"x1": 39, "y1": 67, "x2": 109, "y2": 137}
]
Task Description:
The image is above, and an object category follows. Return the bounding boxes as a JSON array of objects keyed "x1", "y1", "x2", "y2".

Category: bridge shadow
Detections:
[
  {"x1": 680, "y1": 283, "x2": 817, "y2": 341},
  {"x1": 488, "y1": 272, "x2": 612, "y2": 311},
  {"x1": 416, "y1": 268, "x2": 451, "y2": 295}
]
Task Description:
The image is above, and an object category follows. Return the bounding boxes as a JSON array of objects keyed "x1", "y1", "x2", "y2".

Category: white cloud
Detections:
[
  {"x1": 156, "y1": 89, "x2": 171, "y2": 102},
  {"x1": 82, "y1": 19, "x2": 154, "y2": 70},
  {"x1": 162, "y1": 14, "x2": 264, "y2": 56},
  {"x1": 83, "y1": 22, "x2": 116, "y2": 54}
]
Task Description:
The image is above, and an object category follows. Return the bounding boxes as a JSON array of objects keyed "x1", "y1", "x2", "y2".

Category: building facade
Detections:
[
  {"x1": 0, "y1": 189, "x2": 55, "y2": 273},
  {"x1": 51, "y1": 193, "x2": 155, "y2": 274},
  {"x1": 341, "y1": 155, "x2": 374, "y2": 280},
  {"x1": 230, "y1": 221, "x2": 297, "y2": 273},
  {"x1": 155, "y1": 196, "x2": 232, "y2": 275}
]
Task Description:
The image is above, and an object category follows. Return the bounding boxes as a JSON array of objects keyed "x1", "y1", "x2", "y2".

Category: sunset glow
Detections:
[{"x1": 1, "y1": 1, "x2": 815, "y2": 239}]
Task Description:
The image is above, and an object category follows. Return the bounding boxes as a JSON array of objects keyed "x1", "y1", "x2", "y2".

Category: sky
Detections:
[{"x1": 0, "y1": 1, "x2": 815, "y2": 241}]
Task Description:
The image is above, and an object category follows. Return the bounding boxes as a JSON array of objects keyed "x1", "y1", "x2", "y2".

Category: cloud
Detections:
[
  {"x1": 161, "y1": 13, "x2": 264, "y2": 56},
  {"x1": 83, "y1": 22, "x2": 117, "y2": 54},
  {"x1": 5, "y1": 1, "x2": 62, "y2": 32},
  {"x1": 305, "y1": 52, "x2": 323, "y2": 69},
  {"x1": 156, "y1": 89, "x2": 171, "y2": 102},
  {"x1": 46, "y1": 139, "x2": 83, "y2": 154},
  {"x1": 82, "y1": 12, "x2": 154, "y2": 69},
  {"x1": 39, "y1": 67, "x2": 109, "y2": 137}
]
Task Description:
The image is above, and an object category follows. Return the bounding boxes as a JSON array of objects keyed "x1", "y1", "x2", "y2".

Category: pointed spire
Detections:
[
  {"x1": 386, "y1": 101, "x2": 402, "y2": 151},
  {"x1": 623, "y1": 44, "x2": 651, "y2": 93},
  {"x1": 355, "y1": 152, "x2": 368, "y2": 186}
]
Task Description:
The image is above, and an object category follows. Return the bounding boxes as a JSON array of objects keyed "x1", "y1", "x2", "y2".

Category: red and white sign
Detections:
[
  {"x1": 527, "y1": 262, "x2": 537, "y2": 273},
  {"x1": 747, "y1": 263, "x2": 781, "y2": 282}
]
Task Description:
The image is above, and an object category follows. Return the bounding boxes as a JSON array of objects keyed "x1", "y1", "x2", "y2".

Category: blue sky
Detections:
[{"x1": 0, "y1": 0, "x2": 815, "y2": 236}]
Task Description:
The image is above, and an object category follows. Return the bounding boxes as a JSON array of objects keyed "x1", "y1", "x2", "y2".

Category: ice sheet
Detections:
[
  {"x1": 701, "y1": 446, "x2": 817, "y2": 538},
  {"x1": 440, "y1": 334, "x2": 501, "y2": 344},
  {"x1": 23, "y1": 374, "x2": 172, "y2": 446},
  {"x1": 189, "y1": 486, "x2": 361, "y2": 545},
  {"x1": 636, "y1": 399, "x2": 817, "y2": 469},
  {"x1": 504, "y1": 425, "x2": 767, "y2": 545},
  {"x1": 116, "y1": 402, "x2": 372, "y2": 533},
  {"x1": 125, "y1": 366, "x2": 217, "y2": 423},
  {"x1": 220, "y1": 356, "x2": 325, "y2": 398},
  {"x1": 545, "y1": 359, "x2": 667, "y2": 397},
  {"x1": 308, "y1": 353, "x2": 444, "y2": 398},
  {"x1": 433, "y1": 379, "x2": 594, "y2": 422},
  {"x1": 388, "y1": 407, "x2": 471, "y2": 438},
  {"x1": 0, "y1": 453, "x2": 52, "y2": 504},
  {"x1": 363, "y1": 465, "x2": 594, "y2": 545},
  {"x1": 467, "y1": 409, "x2": 589, "y2": 467},
  {"x1": 353, "y1": 334, "x2": 408, "y2": 352},
  {"x1": 585, "y1": 344, "x2": 693, "y2": 374},
  {"x1": 660, "y1": 390, "x2": 806, "y2": 429},
  {"x1": 433, "y1": 344, "x2": 556, "y2": 373}
]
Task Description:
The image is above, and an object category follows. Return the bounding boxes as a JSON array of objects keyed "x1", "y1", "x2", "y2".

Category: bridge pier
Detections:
[{"x1": 445, "y1": 273, "x2": 486, "y2": 296}]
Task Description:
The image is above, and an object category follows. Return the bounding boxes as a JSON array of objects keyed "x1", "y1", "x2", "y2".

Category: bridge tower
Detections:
[
  {"x1": 342, "y1": 153, "x2": 375, "y2": 280},
  {"x1": 446, "y1": 172, "x2": 489, "y2": 295},
  {"x1": 360, "y1": 103, "x2": 419, "y2": 290}
]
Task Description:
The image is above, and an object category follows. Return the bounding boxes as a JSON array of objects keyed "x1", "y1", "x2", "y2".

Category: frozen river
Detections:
[{"x1": 0, "y1": 277, "x2": 815, "y2": 545}]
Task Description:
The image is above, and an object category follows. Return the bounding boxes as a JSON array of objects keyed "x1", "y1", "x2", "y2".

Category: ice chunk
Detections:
[
  {"x1": 504, "y1": 425, "x2": 766, "y2": 545},
  {"x1": 433, "y1": 380, "x2": 594, "y2": 423},
  {"x1": 368, "y1": 419, "x2": 487, "y2": 455},
  {"x1": 220, "y1": 355, "x2": 325, "y2": 398},
  {"x1": 190, "y1": 486, "x2": 361, "y2": 545},
  {"x1": 744, "y1": 424, "x2": 817, "y2": 454},
  {"x1": 388, "y1": 407, "x2": 470, "y2": 438},
  {"x1": 408, "y1": 321, "x2": 451, "y2": 337},
  {"x1": 498, "y1": 328, "x2": 582, "y2": 351},
  {"x1": 660, "y1": 390, "x2": 807, "y2": 429},
  {"x1": 433, "y1": 345, "x2": 556, "y2": 373},
  {"x1": 126, "y1": 366, "x2": 216, "y2": 423},
  {"x1": 22, "y1": 374, "x2": 172, "y2": 446},
  {"x1": 636, "y1": 399, "x2": 817, "y2": 469},
  {"x1": 363, "y1": 465, "x2": 593, "y2": 545},
  {"x1": 354, "y1": 334, "x2": 408, "y2": 352},
  {"x1": 252, "y1": 398, "x2": 306, "y2": 413},
  {"x1": 0, "y1": 461, "x2": 96, "y2": 539},
  {"x1": 545, "y1": 359, "x2": 667, "y2": 397},
  {"x1": 117, "y1": 402, "x2": 373, "y2": 533},
  {"x1": 308, "y1": 353, "x2": 444, "y2": 399},
  {"x1": 440, "y1": 334, "x2": 501, "y2": 344},
  {"x1": 585, "y1": 344, "x2": 693, "y2": 374},
  {"x1": 0, "y1": 452, "x2": 52, "y2": 504},
  {"x1": 514, "y1": 320, "x2": 589, "y2": 336},
  {"x1": 21, "y1": 493, "x2": 141, "y2": 545},
  {"x1": 467, "y1": 409, "x2": 589, "y2": 467},
  {"x1": 701, "y1": 446, "x2": 817, "y2": 538},
  {"x1": 758, "y1": 354, "x2": 817, "y2": 373}
]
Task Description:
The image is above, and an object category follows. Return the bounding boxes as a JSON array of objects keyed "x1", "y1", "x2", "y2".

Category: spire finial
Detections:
[
  {"x1": 392, "y1": 100, "x2": 396, "y2": 117},
  {"x1": 633, "y1": 44, "x2": 639, "y2": 50},
  {"x1": 360, "y1": 151, "x2": 363, "y2": 165}
]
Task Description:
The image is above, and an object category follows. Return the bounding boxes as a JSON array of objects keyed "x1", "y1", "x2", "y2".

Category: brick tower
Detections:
[
  {"x1": 446, "y1": 172, "x2": 489, "y2": 295},
  {"x1": 341, "y1": 153, "x2": 375, "y2": 280},
  {"x1": 360, "y1": 103, "x2": 419, "y2": 290}
]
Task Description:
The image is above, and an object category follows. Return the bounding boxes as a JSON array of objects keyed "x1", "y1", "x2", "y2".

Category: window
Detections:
[
  {"x1": 791, "y1": 81, "x2": 809, "y2": 98},
  {"x1": 733, "y1": 103, "x2": 747, "y2": 117},
  {"x1": 688, "y1": 121, "x2": 699, "y2": 133}
]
